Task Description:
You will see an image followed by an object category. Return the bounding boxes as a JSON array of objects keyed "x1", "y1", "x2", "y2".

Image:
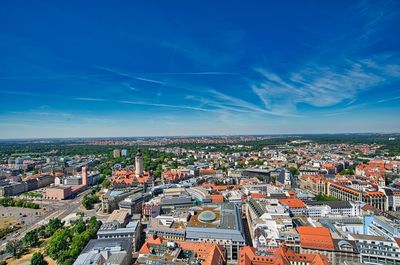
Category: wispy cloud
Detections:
[
  {"x1": 376, "y1": 95, "x2": 400, "y2": 104},
  {"x1": 73, "y1": 97, "x2": 107, "y2": 102},
  {"x1": 252, "y1": 57, "x2": 400, "y2": 115},
  {"x1": 118, "y1": 100, "x2": 214, "y2": 112},
  {"x1": 250, "y1": 0, "x2": 400, "y2": 116},
  {"x1": 150, "y1": 72, "x2": 238, "y2": 76},
  {"x1": 93, "y1": 66, "x2": 166, "y2": 85}
]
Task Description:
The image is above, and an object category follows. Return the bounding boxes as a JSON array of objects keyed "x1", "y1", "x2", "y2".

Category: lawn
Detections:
[
  {"x1": 7, "y1": 246, "x2": 56, "y2": 265},
  {"x1": 0, "y1": 217, "x2": 16, "y2": 229}
]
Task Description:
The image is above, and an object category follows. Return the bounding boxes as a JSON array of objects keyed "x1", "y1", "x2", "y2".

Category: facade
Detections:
[
  {"x1": 44, "y1": 186, "x2": 72, "y2": 200},
  {"x1": 327, "y1": 183, "x2": 362, "y2": 202},
  {"x1": 0, "y1": 181, "x2": 26, "y2": 197},
  {"x1": 385, "y1": 188, "x2": 400, "y2": 211},
  {"x1": 349, "y1": 233, "x2": 400, "y2": 265},
  {"x1": 362, "y1": 191, "x2": 386, "y2": 211},
  {"x1": 327, "y1": 183, "x2": 386, "y2": 211}
]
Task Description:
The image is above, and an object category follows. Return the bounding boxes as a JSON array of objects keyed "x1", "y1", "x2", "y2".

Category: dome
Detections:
[{"x1": 198, "y1": 211, "x2": 217, "y2": 222}]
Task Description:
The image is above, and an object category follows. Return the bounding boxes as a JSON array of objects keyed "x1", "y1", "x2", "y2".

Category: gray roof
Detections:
[
  {"x1": 160, "y1": 195, "x2": 193, "y2": 206},
  {"x1": 186, "y1": 203, "x2": 245, "y2": 243},
  {"x1": 82, "y1": 238, "x2": 132, "y2": 253}
]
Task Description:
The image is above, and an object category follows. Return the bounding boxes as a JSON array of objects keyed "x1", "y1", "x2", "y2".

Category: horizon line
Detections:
[{"x1": 0, "y1": 132, "x2": 399, "y2": 141}]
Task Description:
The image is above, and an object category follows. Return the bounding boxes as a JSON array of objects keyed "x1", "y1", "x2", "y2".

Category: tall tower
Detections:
[
  {"x1": 135, "y1": 149, "x2": 144, "y2": 176},
  {"x1": 82, "y1": 166, "x2": 88, "y2": 186}
]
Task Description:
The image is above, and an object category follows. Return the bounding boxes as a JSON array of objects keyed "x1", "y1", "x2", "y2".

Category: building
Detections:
[
  {"x1": 327, "y1": 183, "x2": 361, "y2": 202},
  {"x1": 44, "y1": 186, "x2": 72, "y2": 200},
  {"x1": 137, "y1": 236, "x2": 226, "y2": 265},
  {"x1": 0, "y1": 180, "x2": 26, "y2": 197},
  {"x1": 73, "y1": 238, "x2": 132, "y2": 265},
  {"x1": 305, "y1": 201, "x2": 359, "y2": 217},
  {"x1": 121, "y1": 149, "x2": 128, "y2": 157},
  {"x1": 101, "y1": 188, "x2": 142, "y2": 214},
  {"x1": 278, "y1": 198, "x2": 307, "y2": 216},
  {"x1": 385, "y1": 188, "x2": 400, "y2": 211},
  {"x1": 142, "y1": 202, "x2": 160, "y2": 219},
  {"x1": 111, "y1": 168, "x2": 152, "y2": 188},
  {"x1": 162, "y1": 169, "x2": 189, "y2": 184},
  {"x1": 113, "y1": 149, "x2": 121, "y2": 158},
  {"x1": 363, "y1": 215, "x2": 400, "y2": 241},
  {"x1": 107, "y1": 209, "x2": 130, "y2": 226},
  {"x1": 118, "y1": 193, "x2": 149, "y2": 215},
  {"x1": 97, "y1": 220, "x2": 141, "y2": 251},
  {"x1": 348, "y1": 233, "x2": 400, "y2": 265},
  {"x1": 277, "y1": 169, "x2": 292, "y2": 187},
  {"x1": 298, "y1": 175, "x2": 327, "y2": 195},
  {"x1": 147, "y1": 203, "x2": 246, "y2": 262},
  {"x1": 185, "y1": 203, "x2": 246, "y2": 262},
  {"x1": 296, "y1": 226, "x2": 336, "y2": 263},
  {"x1": 362, "y1": 191, "x2": 386, "y2": 211},
  {"x1": 238, "y1": 246, "x2": 330, "y2": 265},
  {"x1": 327, "y1": 183, "x2": 386, "y2": 211}
]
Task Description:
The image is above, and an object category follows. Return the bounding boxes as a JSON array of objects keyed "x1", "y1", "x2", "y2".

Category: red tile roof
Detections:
[
  {"x1": 296, "y1": 226, "x2": 335, "y2": 251},
  {"x1": 278, "y1": 198, "x2": 306, "y2": 208},
  {"x1": 238, "y1": 246, "x2": 330, "y2": 265}
]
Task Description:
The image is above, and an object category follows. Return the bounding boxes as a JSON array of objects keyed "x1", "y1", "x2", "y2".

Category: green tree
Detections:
[
  {"x1": 46, "y1": 218, "x2": 63, "y2": 237},
  {"x1": 30, "y1": 252, "x2": 48, "y2": 265},
  {"x1": 72, "y1": 219, "x2": 86, "y2": 235},
  {"x1": 315, "y1": 194, "x2": 338, "y2": 201},
  {"x1": 101, "y1": 178, "x2": 111, "y2": 188},
  {"x1": 5, "y1": 240, "x2": 23, "y2": 258},
  {"x1": 289, "y1": 167, "x2": 299, "y2": 176},
  {"x1": 22, "y1": 230, "x2": 38, "y2": 247},
  {"x1": 47, "y1": 228, "x2": 71, "y2": 260},
  {"x1": 68, "y1": 233, "x2": 88, "y2": 258},
  {"x1": 81, "y1": 194, "x2": 99, "y2": 210},
  {"x1": 86, "y1": 217, "x2": 101, "y2": 237}
]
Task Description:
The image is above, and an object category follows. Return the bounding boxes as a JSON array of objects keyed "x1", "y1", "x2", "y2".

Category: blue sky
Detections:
[{"x1": 0, "y1": 0, "x2": 400, "y2": 138}]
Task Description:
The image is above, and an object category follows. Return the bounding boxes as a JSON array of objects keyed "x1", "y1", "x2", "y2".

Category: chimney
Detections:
[{"x1": 82, "y1": 166, "x2": 88, "y2": 186}]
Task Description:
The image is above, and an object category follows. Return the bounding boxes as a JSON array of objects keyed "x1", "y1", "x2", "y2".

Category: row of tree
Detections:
[{"x1": 0, "y1": 198, "x2": 40, "y2": 209}]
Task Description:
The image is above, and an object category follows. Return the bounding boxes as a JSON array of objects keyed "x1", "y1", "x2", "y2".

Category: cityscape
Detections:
[
  {"x1": 0, "y1": 135, "x2": 399, "y2": 265},
  {"x1": 1, "y1": 1, "x2": 400, "y2": 265}
]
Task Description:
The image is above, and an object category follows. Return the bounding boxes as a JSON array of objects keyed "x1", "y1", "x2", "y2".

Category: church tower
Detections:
[{"x1": 135, "y1": 149, "x2": 144, "y2": 176}]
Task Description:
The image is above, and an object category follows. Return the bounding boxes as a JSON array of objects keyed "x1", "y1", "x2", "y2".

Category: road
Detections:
[{"x1": 0, "y1": 188, "x2": 93, "y2": 248}]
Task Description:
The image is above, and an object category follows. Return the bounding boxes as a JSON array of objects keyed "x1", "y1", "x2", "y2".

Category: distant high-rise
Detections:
[
  {"x1": 135, "y1": 149, "x2": 144, "y2": 176},
  {"x1": 121, "y1": 149, "x2": 128, "y2": 157},
  {"x1": 113, "y1": 149, "x2": 121, "y2": 158}
]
